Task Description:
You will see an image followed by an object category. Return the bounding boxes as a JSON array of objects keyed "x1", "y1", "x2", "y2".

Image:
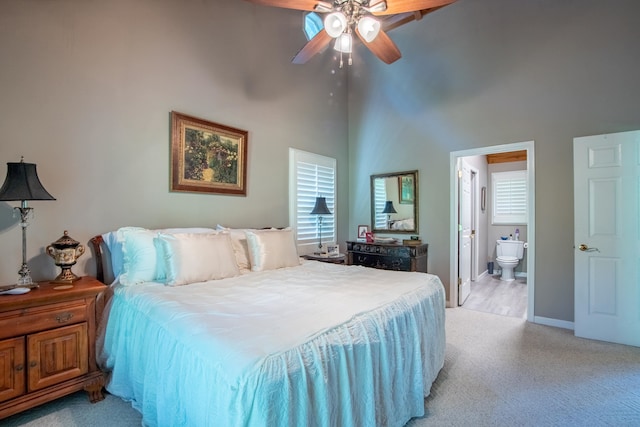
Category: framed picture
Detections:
[
  {"x1": 357, "y1": 225, "x2": 370, "y2": 240},
  {"x1": 398, "y1": 174, "x2": 414, "y2": 204},
  {"x1": 170, "y1": 111, "x2": 248, "y2": 195}
]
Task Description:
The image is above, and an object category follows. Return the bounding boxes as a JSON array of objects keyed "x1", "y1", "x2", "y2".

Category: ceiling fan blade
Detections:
[
  {"x1": 374, "y1": 0, "x2": 457, "y2": 15},
  {"x1": 380, "y1": 7, "x2": 442, "y2": 31},
  {"x1": 355, "y1": 28, "x2": 402, "y2": 64},
  {"x1": 292, "y1": 29, "x2": 333, "y2": 64},
  {"x1": 244, "y1": 0, "x2": 321, "y2": 12}
]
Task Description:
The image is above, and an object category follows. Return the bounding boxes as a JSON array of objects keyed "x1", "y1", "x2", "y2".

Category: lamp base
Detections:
[{"x1": 17, "y1": 263, "x2": 38, "y2": 288}]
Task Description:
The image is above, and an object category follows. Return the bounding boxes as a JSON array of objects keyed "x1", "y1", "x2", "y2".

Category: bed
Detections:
[{"x1": 91, "y1": 226, "x2": 446, "y2": 427}]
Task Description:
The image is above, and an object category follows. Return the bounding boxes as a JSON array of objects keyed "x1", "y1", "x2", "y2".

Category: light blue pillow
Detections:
[
  {"x1": 119, "y1": 228, "x2": 164, "y2": 286},
  {"x1": 102, "y1": 227, "x2": 145, "y2": 279}
]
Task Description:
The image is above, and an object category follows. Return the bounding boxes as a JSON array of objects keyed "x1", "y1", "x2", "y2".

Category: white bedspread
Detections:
[{"x1": 99, "y1": 261, "x2": 446, "y2": 427}]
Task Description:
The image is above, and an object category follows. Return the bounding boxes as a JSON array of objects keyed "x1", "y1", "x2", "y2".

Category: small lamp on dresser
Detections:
[
  {"x1": 0, "y1": 157, "x2": 56, "y2": 286},
  {"x1": 310, "y1": 196, "x2": 332, "y2": 254},
  {"x1": 381, "y1": 200, "x2": 397, "y2": 229}
]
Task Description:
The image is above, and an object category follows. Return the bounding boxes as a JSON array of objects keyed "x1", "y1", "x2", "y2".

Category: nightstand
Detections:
[
  {"x1": 302, "y1": 253, "x2": 346, "y2": 264},
  {"x1": 0, "y1": 276, "x2": 107, "y2": 420}
]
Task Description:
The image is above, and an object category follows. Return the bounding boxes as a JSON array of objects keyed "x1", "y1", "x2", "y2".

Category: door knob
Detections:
[{"x1": 578, "y1": 244, "x2": 599, "y2": 252}]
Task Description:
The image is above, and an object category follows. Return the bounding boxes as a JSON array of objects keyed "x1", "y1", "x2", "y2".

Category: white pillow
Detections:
[
  {"x1": 244, "y1": 228, "x2": 300, "y2": 272},
  {"x1": 216, "y1": 225, "x2": 256, "y2": 273},
  {"x1": 104, "y1": 227, "x2": 216, "y2": 281},
  {"x1": 155, "y1": 232, "x2": 240, "y2": 286}
]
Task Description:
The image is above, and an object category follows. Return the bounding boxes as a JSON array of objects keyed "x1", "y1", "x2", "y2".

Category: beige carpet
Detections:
[{"x1": 4, "y1": 307, "x2": 640, "y2": 426}]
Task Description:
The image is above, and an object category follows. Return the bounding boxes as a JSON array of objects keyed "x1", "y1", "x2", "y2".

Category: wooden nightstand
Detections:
[
  {"x1": 0, "y1": 276, "x2": 106, "y2": 420},
  {"x1": 302, "y1": 253, "x2": 346, "y2": 264}
]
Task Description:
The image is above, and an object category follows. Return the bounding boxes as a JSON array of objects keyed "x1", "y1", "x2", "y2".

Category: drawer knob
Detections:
[
  {"x1": 30, "y1": 361, "x2": 37, "y2": 368},
  {"x1": 56, "y1": 312, "x2": 74, "y2": 323},
  {"x1": 15, "y1": 364, "x2": 23, "y2": 372}
]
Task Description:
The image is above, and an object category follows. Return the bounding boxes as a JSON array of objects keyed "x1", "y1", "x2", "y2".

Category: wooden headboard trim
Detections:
[{"x1": 89, "y1": 235, "x2": 105, "y2": 284}]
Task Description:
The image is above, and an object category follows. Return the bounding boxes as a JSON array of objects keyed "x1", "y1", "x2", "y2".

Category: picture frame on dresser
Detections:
[
  {"x1": 357, "y1": 225, "x2": 369, "y2": 241},
  {"x1": 170, "y1": 111, "x2": 248, "y2": 196}
]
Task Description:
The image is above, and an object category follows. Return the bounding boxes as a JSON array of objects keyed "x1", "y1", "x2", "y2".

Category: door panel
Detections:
[
  {"x1": 574, "y1": 130, "x2": 640, "y2": 347},
  {"x1": 458, "y1": 160, "x2": 471, "y2": 305}
]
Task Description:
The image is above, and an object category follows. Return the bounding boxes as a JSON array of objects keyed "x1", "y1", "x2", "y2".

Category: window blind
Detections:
[
  {"x1": 289, "y1": 149, "x2": 336, "y2": 250},
  {"x1": 492, "y1": 170, "x2": 527, "y2": 224}
]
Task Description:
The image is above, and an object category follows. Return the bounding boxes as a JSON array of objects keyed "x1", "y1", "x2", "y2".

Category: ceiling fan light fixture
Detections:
[
  {"x1": 324, "y1": 12, "x2": 348, "y2": 38},
  {"x1": 357, "y1": 16, "x2": 381, "y2": 42},
  {"x1": 364, "y1": 0, "x2": 387, "y2": 13},
  {"x1": 334, "y1": 32, "x2": 353, "y2": 53}
]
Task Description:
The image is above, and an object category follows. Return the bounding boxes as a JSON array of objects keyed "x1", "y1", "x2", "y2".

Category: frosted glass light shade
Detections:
[
  {"x1": 324, "y1": 12, "x2": 347, "y2": 38},
  {"x1": 333, "y1": 32, "x2": 353, "y2": 53},
  {"x1": 357, "y1": 16, "x2": 381, "y2": 43}
]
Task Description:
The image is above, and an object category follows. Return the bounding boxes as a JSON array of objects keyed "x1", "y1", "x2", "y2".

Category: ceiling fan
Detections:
[{"x1": 245, "y1": 0, "x2": 457, "y2": 67}]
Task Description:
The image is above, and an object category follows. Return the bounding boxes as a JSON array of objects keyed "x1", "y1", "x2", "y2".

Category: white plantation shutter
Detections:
[
  {"x1": 492, "y1": 170, "x2": 527, "y2": 224},
  {"x1": 374, "y1": 177, "x2": 387, "y2": 229},
  {"x1": 289, "y1": 149, "x2": 336, "y2": 251}
]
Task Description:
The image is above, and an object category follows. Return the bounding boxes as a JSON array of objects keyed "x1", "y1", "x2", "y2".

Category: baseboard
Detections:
[{"x1": 534, "y1": 316, "x2": 574, "y2": 330}]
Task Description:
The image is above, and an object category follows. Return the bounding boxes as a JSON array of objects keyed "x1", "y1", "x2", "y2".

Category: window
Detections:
[
  {"x1": 492, "y1": 170, "x2": 527, "y2": 224},
  {"x1": 289, "y1": 149, "x2": 336, "y2": 252}
]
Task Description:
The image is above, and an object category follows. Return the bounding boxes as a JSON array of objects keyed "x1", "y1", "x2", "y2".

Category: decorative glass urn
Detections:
[{"x1": 46, "y1": 230, "x2": 85, "y2": 283}]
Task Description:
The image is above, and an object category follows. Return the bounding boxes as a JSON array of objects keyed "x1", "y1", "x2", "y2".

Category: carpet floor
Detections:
[{"x1": 4, "y1": 307, "x2": 639, "y2": 426}]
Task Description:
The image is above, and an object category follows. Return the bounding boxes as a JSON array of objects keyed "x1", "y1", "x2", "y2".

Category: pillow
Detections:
[
  {"x1": 216, "y1": 225, "x2": 256, "y2": 273},
  {"x1": 103, "y1": 226, "x2": 216, "y2": 280},
  {"x1": 118, "y1": 228, "x2": 163, "y2": 286},
  {"x1": 155, "y1": 232, "x2": 240, "y2": 286},
  {"x1": 244, "y1": 228, "x2": 300, "y2": 272}
]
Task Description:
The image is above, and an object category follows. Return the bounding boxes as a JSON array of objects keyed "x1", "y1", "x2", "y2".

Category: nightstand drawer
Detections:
[{"x1": 0, "y1": 300, "x2": 87, "y2": 339}]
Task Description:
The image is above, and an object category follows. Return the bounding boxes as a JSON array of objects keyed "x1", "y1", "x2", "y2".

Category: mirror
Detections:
[{"x1": 370, "y1": 170, "x2": 418, "y2": 234}]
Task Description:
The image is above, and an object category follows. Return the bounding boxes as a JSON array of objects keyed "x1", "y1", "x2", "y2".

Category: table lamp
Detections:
[
  {"x1": 382, "y1": 200, "x2": 397, "y2": 229},
  {"x1": 0, "y1": 158, "x2": 56, "y2": 286},
  {"x1": 310, "y1": 196, "x2": 331, "y2": 254}
]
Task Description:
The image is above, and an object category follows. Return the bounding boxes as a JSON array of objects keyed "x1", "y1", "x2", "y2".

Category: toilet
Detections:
[{"x1": 495, "y1": 240, "x2": 525, "y2": 281}]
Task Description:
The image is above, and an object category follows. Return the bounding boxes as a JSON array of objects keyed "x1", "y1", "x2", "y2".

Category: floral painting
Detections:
[{"x1": 171, "y1": 111, "x2": 247, "y2": 195}]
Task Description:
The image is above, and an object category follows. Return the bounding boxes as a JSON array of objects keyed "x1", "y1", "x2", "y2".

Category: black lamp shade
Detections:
[
  {"x1": 381, "y1": 200, "x2": 397, "y2": 214},
  {"x1": 0, "y1": 160, "x2": 56, "y2": 201},
  {"x1": 310, "y1": 197, "x2": 331, "y2": 215}
]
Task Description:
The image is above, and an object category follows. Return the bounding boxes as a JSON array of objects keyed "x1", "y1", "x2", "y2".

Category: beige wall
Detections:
[
  {"x1": 0, "y1": 0, "x2": 349, "y2": 283},
  {"x1": 3, "y1": 0, "x2": 640, "y2": 325},
  {"x1": 348, "y1": 0, "x2": 640, "y2": 322}
]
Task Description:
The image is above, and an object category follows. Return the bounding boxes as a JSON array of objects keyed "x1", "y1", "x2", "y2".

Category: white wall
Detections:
[
  {"x1": 348, "y1": 0, "x2": 640, "y2": 321},
  {"x1": 0, "y1": 0, "x2": 349, "y2": 284}
]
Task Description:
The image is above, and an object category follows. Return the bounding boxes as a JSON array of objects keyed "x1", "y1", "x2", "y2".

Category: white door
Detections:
[
  {"x1": 458, "y1": 160, "x2": 472, "y2": 305},
  {"x1": 574, "y1": 130, "x2": 640, "y2": 347}
]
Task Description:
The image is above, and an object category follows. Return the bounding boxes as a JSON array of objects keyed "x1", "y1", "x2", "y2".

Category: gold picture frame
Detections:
[
  {"x1": 170, "y1": 111, "x2": 248, "y2": 195},
  {"x1": 398, "y1": 174, "x2": 414, "y2": 204}
]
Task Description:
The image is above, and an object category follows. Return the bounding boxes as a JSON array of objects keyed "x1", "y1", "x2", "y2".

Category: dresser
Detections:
[
  {"x1": 0, "y1": 277, "x2": 106, "y2": 419},
  {"x1": 346, "y1": 241, "x2": 429, "y2": 273}
]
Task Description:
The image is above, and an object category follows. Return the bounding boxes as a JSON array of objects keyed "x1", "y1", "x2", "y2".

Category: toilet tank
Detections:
[{"x1": 496, "y1": 240, "x2": 525, "y2": 259}]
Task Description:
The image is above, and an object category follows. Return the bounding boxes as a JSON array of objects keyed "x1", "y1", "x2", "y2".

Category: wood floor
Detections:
[{"x1": 461, "y1": 274, "x2": 527, "y2": 319}]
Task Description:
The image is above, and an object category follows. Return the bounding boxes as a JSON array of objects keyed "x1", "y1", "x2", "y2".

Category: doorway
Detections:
[{"x1": 449, "y1": 141, "x2": 536, "y2": 323}]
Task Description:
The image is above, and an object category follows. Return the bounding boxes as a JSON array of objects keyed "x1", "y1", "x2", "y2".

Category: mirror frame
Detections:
[{"x1": 370, "y1": 170, "x2": 419, "y2": 234}]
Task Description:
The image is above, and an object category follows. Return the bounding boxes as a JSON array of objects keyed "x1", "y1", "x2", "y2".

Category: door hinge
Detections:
[{"x1": 458, "y1": 277, "x2": 462, "y2": 285}]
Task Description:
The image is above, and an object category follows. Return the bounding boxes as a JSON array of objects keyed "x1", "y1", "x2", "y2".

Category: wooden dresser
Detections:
[
  {"x1": 0, "y1": 277, "x2": 106, "y2": 419},
  {"x1": 346, "y1": 241, "x2": 429, "y2": 273}
]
